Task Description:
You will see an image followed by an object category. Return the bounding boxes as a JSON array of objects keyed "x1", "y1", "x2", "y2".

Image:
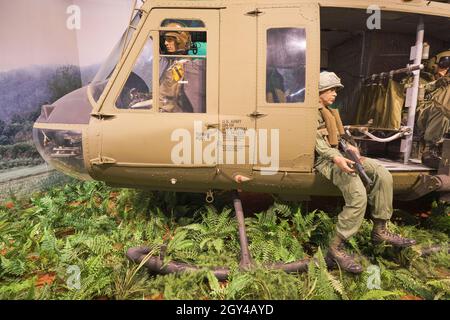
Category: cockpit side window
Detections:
[
  {"x1": 90, "y1": 13, "x2": 142, "y2": 103},
  {"x1": 114, "y1": 19, "x2": 207, "y2": 112},
  {"x1": 116, "y1": 37, "x2": 154, "y2": 110},
  {"x1": 161, "y1": 19, "x2": 205, "y2": 28},
  {"x1": 266, "y1": 28, "x2": 306, "y2": 104},
  {"x1": 157, "y1": 20, "x2": 207, "y2": 113}
]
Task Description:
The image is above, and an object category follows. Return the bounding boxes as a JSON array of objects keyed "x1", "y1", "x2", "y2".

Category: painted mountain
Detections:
[{"x1": 0, "y1": 64, "x2": 98, "y2": 123}]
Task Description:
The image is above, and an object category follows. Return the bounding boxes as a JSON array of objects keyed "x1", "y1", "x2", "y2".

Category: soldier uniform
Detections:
[
  {"x1": 159, "y1": 58, "x2": 191, "y2": 113},
  {"x1": 417, "y1": 74, "x2": 450, "y2": 142},
  {"x1": 416, "y1": 50, "x2": 450, "y2": 168},
  {"x1": 315, "y1": 110, "x2": 394, "y2": 239},
  {"x1": 159, "y1": 22, "x2": 194, "y2": 113},
  {"x1": 315, "y1": 72, "x2": 416, "y2": 274}
]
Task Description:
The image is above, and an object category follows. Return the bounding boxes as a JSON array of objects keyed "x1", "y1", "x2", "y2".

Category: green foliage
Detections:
[
  {"x1": 0, "y1": 181, "x2": 448, "y2": 300},
  {"x1": 246, "y1": 204, "x2": 306, "y2": 263},
  {"x1": 0, "y1": 143, "x2": 41, "y2": 161},
  {"x1": 292, "y1": 208, "x2": 320, "y2": 243},
  {"x1": 424, "y1": 201, "x2": 450, "y2": 234},
  {"x1": 0, "y1": 278, "x2": 36, "y2": 299},
  {"x1": 304, "y1": 248, "x2": 343, "y2": 300},
  {"x1": 0, "y1": 105, "x2": 42, "y2": 159},
  {"x1": 358, "y1": 289, "x2": 402, "y2": 300}
]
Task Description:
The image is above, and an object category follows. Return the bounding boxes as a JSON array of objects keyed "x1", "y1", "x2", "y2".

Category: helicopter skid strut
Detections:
[{"x1": 126, "y1": 190, "x2": 310, "y2": 280}]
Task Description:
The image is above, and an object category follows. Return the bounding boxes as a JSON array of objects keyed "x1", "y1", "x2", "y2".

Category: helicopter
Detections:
[{"x1": 33, "y1": 0, "x2": 450, "y2": 278}]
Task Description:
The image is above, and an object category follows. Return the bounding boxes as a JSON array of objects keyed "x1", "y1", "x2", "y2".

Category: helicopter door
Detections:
[
  {"x1": 254, "y1": 5, "x2": 320, "y2": 174},
  {"x1": 93, "y1": 9, "x2": 220, "y2": 189}
]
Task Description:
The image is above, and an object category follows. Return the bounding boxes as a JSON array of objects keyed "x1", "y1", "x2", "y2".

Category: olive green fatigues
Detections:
[
  {"x1": 159, "y1": 58, "x2": 189, "y2": 113},
  {"x1": 315, "y1": 107, "x2": 393, "y2": 239},
  {"x1": 416, "y1": 74, "x2": 450, "y2": 145}
]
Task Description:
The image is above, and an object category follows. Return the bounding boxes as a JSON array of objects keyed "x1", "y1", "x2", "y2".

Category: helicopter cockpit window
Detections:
[
  {"x1": 90, "y1": 12, "x2": 142, "y2": 103},
  {"x1": 116, "y1": 37, "x2": 154, "y2": 109},
  {"x1": 266, "y1": 28, "x2": 306, "y2": 104},
  {"x1": 161, "y1": 19, "x2": 205, "y2": 28},
  {"x1": 32, "y1": 128, "x2": 91, "y2": 181},
  {"x1": 158, "y1": 21, "x2": 207, "y2": 113}
]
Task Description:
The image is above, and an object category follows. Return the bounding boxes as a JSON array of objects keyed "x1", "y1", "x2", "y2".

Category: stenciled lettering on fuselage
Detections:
[{"x1": 171, "y1": 120, "x2": 280, "y2": 175}]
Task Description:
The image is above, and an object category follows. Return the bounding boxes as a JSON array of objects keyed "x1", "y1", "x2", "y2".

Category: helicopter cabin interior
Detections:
[{"x1": 320, "y1": 6, "x2": 450, "y2": 170}]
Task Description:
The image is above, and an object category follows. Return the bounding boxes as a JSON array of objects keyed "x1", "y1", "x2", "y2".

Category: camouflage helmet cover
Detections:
[{"x1": 319, "y1": 71, "x2": 344, "y2": 92}]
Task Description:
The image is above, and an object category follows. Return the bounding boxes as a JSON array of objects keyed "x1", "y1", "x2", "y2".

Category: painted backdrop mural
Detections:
[{"x1": 0, "y1": 0, "x2": 134, "y2": 197}]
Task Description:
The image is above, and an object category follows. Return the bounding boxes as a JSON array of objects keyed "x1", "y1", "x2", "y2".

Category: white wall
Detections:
[{"x1": 0, "y1": 0, "x2": 133, "y2": 73}]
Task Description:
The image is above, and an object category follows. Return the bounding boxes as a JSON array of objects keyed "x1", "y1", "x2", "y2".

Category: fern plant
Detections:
[
  {"x1": 303, "y1": 247, "x2": 343, "y2": 300},
  {"x1": 0, "y1": 179, "x2": 449, "y2": 300}
]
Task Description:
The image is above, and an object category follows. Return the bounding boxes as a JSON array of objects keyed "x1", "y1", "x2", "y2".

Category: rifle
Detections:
[{"x1": 338, "y1": 139, "x2": 374, "y2": 190}]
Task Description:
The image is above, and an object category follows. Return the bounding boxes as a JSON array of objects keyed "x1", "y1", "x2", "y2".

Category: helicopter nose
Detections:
[
  {"x1": 32, "y1": 128, "x2": 91, "y2": 180},
  {"x1": 32, "y1": 86, "x2": 92, "y2": 180}
]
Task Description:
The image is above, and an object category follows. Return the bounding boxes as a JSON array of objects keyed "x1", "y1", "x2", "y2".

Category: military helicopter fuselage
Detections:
[{"x1": 33, "y1": 0, "x2": 450, "y2": 201}]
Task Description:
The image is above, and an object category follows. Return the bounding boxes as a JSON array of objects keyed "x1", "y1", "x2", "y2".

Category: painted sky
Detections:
[{"x1": 0, "y1": 0, "x2": 134, "y2": 71}]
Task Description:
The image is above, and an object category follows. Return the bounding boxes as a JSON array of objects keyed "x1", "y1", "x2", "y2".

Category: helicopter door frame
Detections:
[
  {"x1": 254, "y1": 4, "x2": 320, "y2": 174},
  {"x1": 90, "y1": 8, "x2": 220, "y2": 188}
]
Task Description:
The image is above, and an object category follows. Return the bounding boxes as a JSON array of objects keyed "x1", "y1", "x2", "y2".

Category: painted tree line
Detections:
[{"x1": 0, "y1": 65, "x2": 84, "y2": 166}]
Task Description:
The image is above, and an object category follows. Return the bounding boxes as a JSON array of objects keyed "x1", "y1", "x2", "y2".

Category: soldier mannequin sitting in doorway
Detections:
[{"x1": 315, "y1": 71, "x2": 416, "y2": 274}]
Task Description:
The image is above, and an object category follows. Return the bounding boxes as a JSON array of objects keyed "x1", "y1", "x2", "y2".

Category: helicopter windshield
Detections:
[{"x1": 89, "y1": 13, "x2": 142, "y2": 102}]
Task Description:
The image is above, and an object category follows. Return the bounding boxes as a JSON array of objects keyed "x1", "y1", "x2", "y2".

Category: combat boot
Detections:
[
  {"x1": 421, "y1": 144, "x2": 442, "y2": 169},
  {"x1": 371, "y1": 219, "x2": 416, "y2": 248},
  {"x1": 326, "y1": 233, "x2": 363, "y2": 274}
]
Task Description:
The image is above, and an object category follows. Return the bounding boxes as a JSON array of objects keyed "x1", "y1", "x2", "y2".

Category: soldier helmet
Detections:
[
  {"x1": 427, "y1": 50, "x2": 450, "y2": 74},
  {"x1": 162, "y1": 22, "x2": 192, "y2": 53},
  {"x1": 319, "y1": 71, "x2": 344, "y2": 92},
  {"x1": 436, "y1": 50, "x2": 450, "y2": 69}
]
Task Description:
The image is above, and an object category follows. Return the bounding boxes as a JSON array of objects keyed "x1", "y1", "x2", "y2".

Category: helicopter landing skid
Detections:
[{"x1": 126, "y1": 190, "x2": 310, "y2": 280}]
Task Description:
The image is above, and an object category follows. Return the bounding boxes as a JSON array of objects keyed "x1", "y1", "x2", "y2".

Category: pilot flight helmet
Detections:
[{"x1": 162, "y1": 22, "x2": 192, "y2": 53}]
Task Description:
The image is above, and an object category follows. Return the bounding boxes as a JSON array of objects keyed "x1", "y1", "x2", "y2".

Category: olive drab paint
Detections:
[{"x1": 33, "y1": 0, "x2": 450, "y2": 199}]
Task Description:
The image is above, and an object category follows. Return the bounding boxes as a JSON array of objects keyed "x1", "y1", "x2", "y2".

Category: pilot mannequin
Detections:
[{"x1": 158, "y1": 22, "x2": 195, "y2": 113}]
